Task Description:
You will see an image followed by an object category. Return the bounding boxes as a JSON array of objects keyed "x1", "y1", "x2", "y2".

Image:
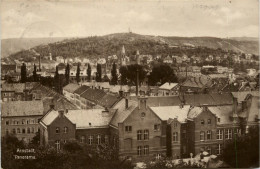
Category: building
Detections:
[
  {"x1": 180, "y1": 76, "x2": 212, "y2": 94},
  {"x1": 73, "y1": 85, "x2": 90, "y2": 108},
  {"x1": 158, "y1": 83, "x2": 179, "y2": 96},
  {"x1": 63, "y1": 83, "x2": 81, "y2": 103},
  {"x1": 1, "y1": 101, "x2": 44, "y2": 143}
]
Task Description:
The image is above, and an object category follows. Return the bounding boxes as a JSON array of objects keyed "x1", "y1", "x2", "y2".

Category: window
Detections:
[
  {"x1": 172, "y1": 132, "x2": 178, "y2": 142},
  {"x1": 141, "y1": 112, "x2": 146, "y2": 117},
  {"x1": 97, "y1": 135, "x2": 101, "y2": 145},
  {"x1": 26, "y1": 120, "x2": 29, "y2": 124},
  {"x1": 105, "y1": 135, "x2": 109, "y2": 144},
  {"x1": 225, "y1": 129, "x2": 232, "y2": 139},
  {"x1": 56, "y1": 127, "x2": 60, "y2": 134},
  {"x1": 144, "y1": 130, "x2": 149, "y2": 140},
  {"x1": 200, "y1": 131, "x2": 205, "y2": 141},
  {"x1": 55, "y1": 140, "x2": 60, "y2": 150},
  {"x1": 217, "y1": 130, "x2": 223, "y2": 140},
  {"x1": 156, "y1": 154, "x2": 161, "y2": 160},
  {"x1": 88, "y1": 135, "x2": 93, "y2": 145},
  {"x1": 207, "y1": 130, "x2": 212, "y2": 140},
  {"x1": 137, "y1": 130, "x2": 142, "y2": 140},
  {"x1": 154, "y1": 124, "x2": 160, "y2": 131},
  {"x1": 234, "y1": 128, "x2": 241, "y2": 138},
  {"x1": 207, "y1": 119, "x2": 211, "y2": 124},
  {"x1": 22, "y1": 128, "x2": 26, "y2": 133},
  {"x1": 27, "y1": 128, "x2": 30, "y2": 134},
  {"x1": 217, "y1": 144, "x2": 222, "y2": 155},
  {"x1": 80, "y1": 136, "x2": 85, "y2": 143},
  {"x1": 125, "y1": 126, "x2": 132, "y2": 132},
  {"x1": 217, "y1": 118, "x2": 220, "y2": 122},
  {"x1": 182, "y1": 130, "x2": 186, "y2": 139},
  {"x1": 137, "y1": 146, "x2": 142, "y2": 156},
  {"x1": 64, "y1": 127, "x2": 68, "y2": 133},
  {"x1": 174, "y1": 122, "x2": 178, "y2": 128},
  {"x1": 17, "y1": 128, "x2": 20, "y2": 134},
  {"x1": 201, "y1": 120, "x2": 205, "y2": 125},
  {"x1": 6, "y1": 129, "x2": 9, "y2": 135},
  {"x1": 12, "y1": 128, "x2": 16, "y2": 134},
  {"x1": 144, "y1": 145, "x2": 149, "y2": 155},
  {"x1": 5, "y1": 121, "x2": 9, "y2": 125},
  {"x1": 207, "y1": 147, "x2": 212, "y2": 154},
  {"x1": 22, "y1": 119, "x2": 25, "y2": 125}
]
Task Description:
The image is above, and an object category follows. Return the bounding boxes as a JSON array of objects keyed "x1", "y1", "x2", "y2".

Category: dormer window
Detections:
[{"x1": 218, "y1": 118, "x2": 221, "y2": 122}]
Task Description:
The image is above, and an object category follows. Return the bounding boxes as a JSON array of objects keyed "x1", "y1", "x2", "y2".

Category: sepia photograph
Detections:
[{"x1": 0, "y1": 0, "x2": 259, "y2": 168}]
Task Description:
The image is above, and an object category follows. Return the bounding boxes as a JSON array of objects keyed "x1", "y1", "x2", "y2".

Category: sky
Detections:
[{"x1": 0, "y1": 0, "x2": 259, "y2": 39}]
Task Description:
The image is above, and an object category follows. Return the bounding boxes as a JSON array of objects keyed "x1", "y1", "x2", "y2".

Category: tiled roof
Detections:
[
  {"x1": 63, "y1": 83, "x2": 80, "y2": 93},
  {"x1": 2, "y1": 83, "x2": 25, "y2": 92},
  {"x1": 129, "y1": 96, "x2": 182, "y2": 107},
  {"x1": 208, "y1": 106, "x2": 236, "y2": 125},
  {"x1": 41, "y1": 109, "x2": 115, "y2": 129},
  {"x1": 245, "y1": 96, "x2": 260, "y2": 123},
  {"x1": 159, "y1": 83, "x2": 179, "y2": 90},
  {"x1": 181, "y1": 76, "x2": 212, "y2": 88},
  {"x1": 2, "y1": 101, "x2": 44, "y2": 117},
  {"x1": 73, "y1": 85, "x2": 89, "y2": 95},
  {"x1": 30, "y1": 84, "x2": 78, "y2": 113},
  {"x1": 187, "y1": 107, "x2": 203, "y2": 119},
  {"x1": 150, "y1": 105, "x2": 190, "y2": 123},
  {"x1": 232, "y1": 91, "x2": 259, "y2": 103},
  {"x1": 66, "y1": 109, "x2": 115, "y2": 129},
  {"x1": 81, "y1": 88, "x2": 106, "y2": 102},
  {"x1": 97, "y1": 94, "x2": 122, "y2": 108},
  {"x1": 110, "y1": 99, "x2": 138, "y2": 127}
]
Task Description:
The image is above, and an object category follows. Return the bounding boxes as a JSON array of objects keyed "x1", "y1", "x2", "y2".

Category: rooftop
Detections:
[{"x1": 63, "y1": 83, "x2": 80, "y2": 93}]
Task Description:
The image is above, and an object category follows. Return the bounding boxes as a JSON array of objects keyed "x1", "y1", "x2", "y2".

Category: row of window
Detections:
[
  {"x1": 5, "y1": 119, "x2": 38, "y2": 125},
  {"x1": 200, "y1": 119, "x2": 212, "y2": 125},
  {"x1": 79, "y1": 135, "x2": 114, "y2": 145},
  {"x1": 200, "y1": 129, "x2": 241, "y2": 141},
  {"x1": 6, "y1": 127, "x2": 39, "y2": 134},
  {"x1": 137, "y1": 130, "x2": 149, "y2": 140},
  {"x1": 137, "y1": 145, "x2": 149, "y2": 156},
  {"x1": 125, "y1": 125, "x2": 161, "y2": 133},
  {"x1": 56, "y1": 127, "x2": 68, "y2": 134}
]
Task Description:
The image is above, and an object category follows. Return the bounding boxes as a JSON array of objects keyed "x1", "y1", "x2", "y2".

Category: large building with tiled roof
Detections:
[
  {"x1": 63, "y1": 83, "x2": 80, "y2": 103},
  {"x1": 1, "y1": 101, "x2": 44, "y2": 143},
  {"x1": 39, "y1": 90, "x2": 259, "y2": 161}
]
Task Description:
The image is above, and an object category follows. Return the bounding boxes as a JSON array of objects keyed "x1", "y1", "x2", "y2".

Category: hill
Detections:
[
  {"x1": 1, "y1": 37, "x2": 67, "y2": 58},
  {"x1": 5, "y1": 33, "x2": 259, "y2": 61}
]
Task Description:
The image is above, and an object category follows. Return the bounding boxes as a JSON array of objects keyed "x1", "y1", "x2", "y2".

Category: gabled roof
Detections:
[
  {"x1": 30, "y1": 84, "x2": 78, "y2": 112},
  {"x1": 41, "y1": 109, "x2": 116, "y2": 129},
  {"x1": 232, "y1": 91, "x2": 259, "y2": 103},
  {"x1": 187, "y1": 107, "x2": 203, "y2": 119},
  {"x1": 81, "y1": 88, "x2": 106, "y2": 102},
  {"x1": 159, "y1": 83, "x2": 179, "y2": 90},
  {"x1": 2, "y1": 101, "x2": 44, "y2": 117},
  {"x1": 110, "y1": 99, "x2": 138, "y2": 127},
  {"x1": 150, "y1": 105, "x2": 190, "y2": 123},
  {"x1": 97, "y1": 94, "x2": 122, "y2": 108},
  {"x1": 73, "y1": 85, "x2": 89, "y2": 95},
  {"x1": 208, "y1": 106, "x2": 236, "y2": 125},
  {"x1": 63, "y1": 83, "x2": 80, "y2": 93}
]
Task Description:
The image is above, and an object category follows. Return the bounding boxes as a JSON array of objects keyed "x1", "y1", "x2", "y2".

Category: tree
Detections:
[
  {"x1": 54, "y1": 66, "x2": 60, "y2": 93},
  {"x1": 33, "y1": 64, "x2": 37, "y2": 82},
  {"x1": 148, "y1": 64, "x2": 178, "y2": 86},
  {"x1": 87, "y1": 64, "x2": 92, "y2": 82},
  {"x1": 96, "y1": 64, "x2": 102, "y2": 82},
  {"x1": 65, "y1": 63, "x2": 70, "y2": 85},
  {"x1": 76, "y1": 63, "x2": 80, "y2": 83},
  {"x1": 20, "y1": 63, "x2": 27, "y2": 83},
  {"x1": 110, "y1": 62, "x2": 118, "y2": 85},
  {"x1": 222, "y1": 126, "x2": 259, "y2": 168},
  {"x1": 119, "y1": 64, "x2": 146, "y2": 86}
]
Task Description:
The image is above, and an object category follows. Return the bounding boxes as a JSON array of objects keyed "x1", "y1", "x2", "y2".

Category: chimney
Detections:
[
  {"x1": 138, "y1": 96, "x2": 148, "y2": 110},
  {"x1": 124, "y1": 91, "x2": 130, "y2": 109},
  {"x1": 58, "y1": 110, "x2": 64, "y2": 117},
  {"x1": 119, "y1": 90, "x2": 123, "y2": 97},
  {"x1": 49, "y1": 98, "x2": 55, "y2": 109}
]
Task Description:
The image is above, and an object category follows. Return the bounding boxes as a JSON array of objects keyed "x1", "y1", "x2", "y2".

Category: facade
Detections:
[
  {"x1": 1, "y1": 101, "x2": 44, "y2": 143},
  {"x1": 63, "y1": 83, "x2": 80, "y2": 103},
  {"x1": 158, "y1": 83, "x2": 179, "y2": 96}
]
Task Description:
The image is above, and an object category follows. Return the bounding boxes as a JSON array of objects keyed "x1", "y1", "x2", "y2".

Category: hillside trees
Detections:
[
  {"x1": 148, "y1": 64, "x2": 178, "y2": 86},
  {"x1": 20, "y1": 63, "x2": 27, "y2": 83},
  {"x1": 87, "y1": 63, "x2": 91, "y2": 81},
  {"x1": 110, "y1": 62, "x2": 118, "y2": 85},
  {"x1": 119, "y1": 64, "x2": 146, "y2": 86},
  {"x1": 76, "y1": 63, "x2": 80, "y2": 83}
]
